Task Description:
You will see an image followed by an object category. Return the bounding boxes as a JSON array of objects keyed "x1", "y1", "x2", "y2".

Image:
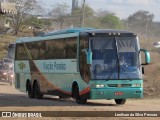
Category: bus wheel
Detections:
[
  {"x1": 115, "y1": 99, "x2": 126, "y2": 105},
  {"x1": 74, "y1": 85, "x2": 87, "y2": 104},
  {"x1": 34, "y1": 83, "x2": 43, "y2": 99},
  {"x1": 27, "y1": 82, "x2": 35, "y2": 98}
]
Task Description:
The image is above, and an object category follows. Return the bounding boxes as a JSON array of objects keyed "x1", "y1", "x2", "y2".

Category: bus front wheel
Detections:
[
  {"x1": 74, "y1": 85, "x2": 87, "y2": 104},
  {"x1": 34, "y1": 83, "x2": 43, "y2": 99},
  {"x1": 115, "y1": 99, "x2": 126, "y2": 105}
]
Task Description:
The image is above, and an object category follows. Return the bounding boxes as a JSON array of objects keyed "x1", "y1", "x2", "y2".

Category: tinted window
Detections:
[
  {"x1": 16, "y1": 37, "x2": 77, "y2": 60},
  {"x1": 46, "y1": 41, "x2": 55, "y2": 59},
  {"x1": 54, "y1": 39, "x2": 66, "y2": 59},
  {"x1": 65, "y1": 37, "x2": 77, "y2": 59},
  {"x1": 46, "y1": 37, "x2": 77, "y2": 59},
  {"x1": 25, "y1": 41, "x2": 45, "y2": 59},
  {"x1": 16, "y1": 44, "x2": 28, "y2": 60}
]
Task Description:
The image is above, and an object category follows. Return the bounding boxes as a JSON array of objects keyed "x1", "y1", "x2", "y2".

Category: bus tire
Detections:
[
  {"x1": 34, "y1": 83, "x2": 43, "y2": 99},
  {"x1": 74, "y1": 85, "x2": 87, "y2": 104},
  {"x1": 27, "y1": 82, "x2": 35, "y2": 98},
  {"x1": 115, "y1": 99, "x2": 126, "y2": 105}
]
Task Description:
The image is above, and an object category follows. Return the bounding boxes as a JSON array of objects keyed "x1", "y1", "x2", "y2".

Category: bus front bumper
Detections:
[{"x1": 90, "y1": 88, "x2": 143, "y2": 99}]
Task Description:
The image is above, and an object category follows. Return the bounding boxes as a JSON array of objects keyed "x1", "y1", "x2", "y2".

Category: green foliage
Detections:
[
  {"x1": 127, "y1": 10, "x2": 154, "y2": 33},
  {"x1": 84, "y1": 16, "x2": 101, "y2": 28},
  {"x1": 100, "y1": 14, "x2": 123, "y2": 29},
  {"x1": 23, "y1": 16, "x2": 51, "y2": 28},
  {"x1": 71, "y1": 4, "x2": 95, "y2": 27},
  {"x1": 50, "y1": 3, "x2": 70, "y2": 29},
  {"x1": 70, "y1": 4, "x2": 123, "y2": 29}
]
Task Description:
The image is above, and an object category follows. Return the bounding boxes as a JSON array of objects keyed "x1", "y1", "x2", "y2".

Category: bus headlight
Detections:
[
  {"x1": 96, "y1": 84, "x2": 104, "y2": 88},
  {"x1": 133, "y1": 84, "x2": 142, "y2": 87},
  {"x1": 91, "y1": 84, "x2": 105, "y2": 88},
  {"x1": 11, "y1": 74, "x2": 14, "y2": 78}
]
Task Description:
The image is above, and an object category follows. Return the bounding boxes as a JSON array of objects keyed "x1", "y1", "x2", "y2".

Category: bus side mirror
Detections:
[
  {"x1": 82, "y1": 49, "x2": 92, "y2": 64},
  {"x1": 140, "y1": 49, "x2": 150, "y2": 65}
]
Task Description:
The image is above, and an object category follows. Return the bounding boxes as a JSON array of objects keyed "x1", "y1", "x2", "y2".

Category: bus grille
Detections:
[{"x1": 107, "y1": 84, "x2": 131, "y2": 87}]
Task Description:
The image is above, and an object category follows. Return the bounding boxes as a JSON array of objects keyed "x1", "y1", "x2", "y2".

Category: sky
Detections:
[{"x1": 38, "y1": 0, "x2": 160, "y2": 21}]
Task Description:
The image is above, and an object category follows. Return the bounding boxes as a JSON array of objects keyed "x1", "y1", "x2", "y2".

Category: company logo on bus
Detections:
[
  {"x1": 18, "y1": 62, "x2": 26, "y2": 70},
  {"x1": 43, "y1": 62, "x2": 66, "y2": 71}
]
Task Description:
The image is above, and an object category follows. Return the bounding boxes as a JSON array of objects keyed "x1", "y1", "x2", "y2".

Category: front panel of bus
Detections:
[{"x1": 79, "y1": 32, "x2": 143, "y2": 99}]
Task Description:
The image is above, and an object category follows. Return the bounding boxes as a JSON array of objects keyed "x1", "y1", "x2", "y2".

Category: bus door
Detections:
[{"x1": 79, "y1": 35, "x2": 90, "y2": 83}]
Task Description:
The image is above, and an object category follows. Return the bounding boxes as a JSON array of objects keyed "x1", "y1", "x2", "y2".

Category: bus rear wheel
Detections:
[
  {"x1": 27, "y1": 82, "x2": 35, "y2": 98},
  {"x1": 34, "y1": 83, "x2": 43, "y2": 99},
  {"x1": 74, "y1": 85, "x2": 87, "y2": 104},
  {"x1": 115, "y1": 99, "x2": 126, "y2": 105}
]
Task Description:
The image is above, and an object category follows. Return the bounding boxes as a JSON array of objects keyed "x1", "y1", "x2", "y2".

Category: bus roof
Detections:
[
  {"x1": 15, "y1": 28, "x2": 94, "y2": 43},
  {"x1": 43, "y1": 28, "x2": 94, "y2": 36},
  {"x1": 43, "y1": 28, "x2": 135, "y2": 37},
  {"x1": 15, "y1": 28, "x2": 136, "y2": 43}
]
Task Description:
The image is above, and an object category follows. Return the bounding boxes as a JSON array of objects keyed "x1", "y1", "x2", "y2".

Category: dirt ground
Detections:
[{"x1": 0, "y1": 81, "x2": 160, "y2": 120}]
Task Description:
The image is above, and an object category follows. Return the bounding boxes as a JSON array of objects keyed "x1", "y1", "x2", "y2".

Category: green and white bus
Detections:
[{"x1": 14, "y1": 28, "x2": 150, "y2": 104}]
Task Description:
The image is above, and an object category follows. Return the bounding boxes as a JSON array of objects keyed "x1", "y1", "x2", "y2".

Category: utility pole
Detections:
[
  {"x1": 72, "y1": 0, "x2": 78, "y2": 15},
  {"x1": 81, "y1": 0, "x2": 86, "y2": 27}
]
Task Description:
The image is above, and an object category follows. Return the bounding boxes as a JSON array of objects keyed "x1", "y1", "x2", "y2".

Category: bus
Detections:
[{"x1": 14, "y1": 28, "x2": 150, "y2": 104}]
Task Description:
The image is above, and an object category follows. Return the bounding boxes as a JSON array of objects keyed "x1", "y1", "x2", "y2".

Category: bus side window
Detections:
[
  {"x1": 16, "y1": 44, "x2": 28, "y2": 60},
  {"x1": 46, "y1": 41, "x2": 55, "y2": 59},
  {"x1": 25, "y1": 41, "x2": 46, "y2": 60},
  {"x1": 65, "y1": 37, "x2": 77, "y2": 59},
  {"x1": 36, "y1": 41, "x2": 45, "y2": 59},
  {"x1": 54, "y1": 39, "x2": 65, "y2": 59},
  {"x1": 25, "y1": 42, "x2": 37, "y2": 59}
]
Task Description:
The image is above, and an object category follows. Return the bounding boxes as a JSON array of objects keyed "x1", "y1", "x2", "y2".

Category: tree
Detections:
[
  {"x1": 71, "y1": 4, "x2": 95, "y2": 27},
  {"x1": 127, "y1": 10, "x2": 154, "y2": 34},
  {"x1": 7, "y1": 0, "x2": 41, "y2": 35},
  {"x1": 81, "y1": 0, "x2": 86, "y2": 27},
  {"x1": 50, "y1": 3, "x2": 69, "y2": 29},
  {"x1": 99, "y1": 12, "x2": 122, "y2": 29},
  {"x1": 24, "y1": 16, "x2": 51, "y2": 28}
]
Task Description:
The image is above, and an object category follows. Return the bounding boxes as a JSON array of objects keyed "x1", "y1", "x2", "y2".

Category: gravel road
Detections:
[{"x1": 0, "y1": 80, "x2": 160, "y2": 120}]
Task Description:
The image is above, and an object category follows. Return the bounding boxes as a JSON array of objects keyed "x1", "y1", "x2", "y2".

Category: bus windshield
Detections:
[{"x1": 90, "y1": 36, "x2": 142, "y2": 80}]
